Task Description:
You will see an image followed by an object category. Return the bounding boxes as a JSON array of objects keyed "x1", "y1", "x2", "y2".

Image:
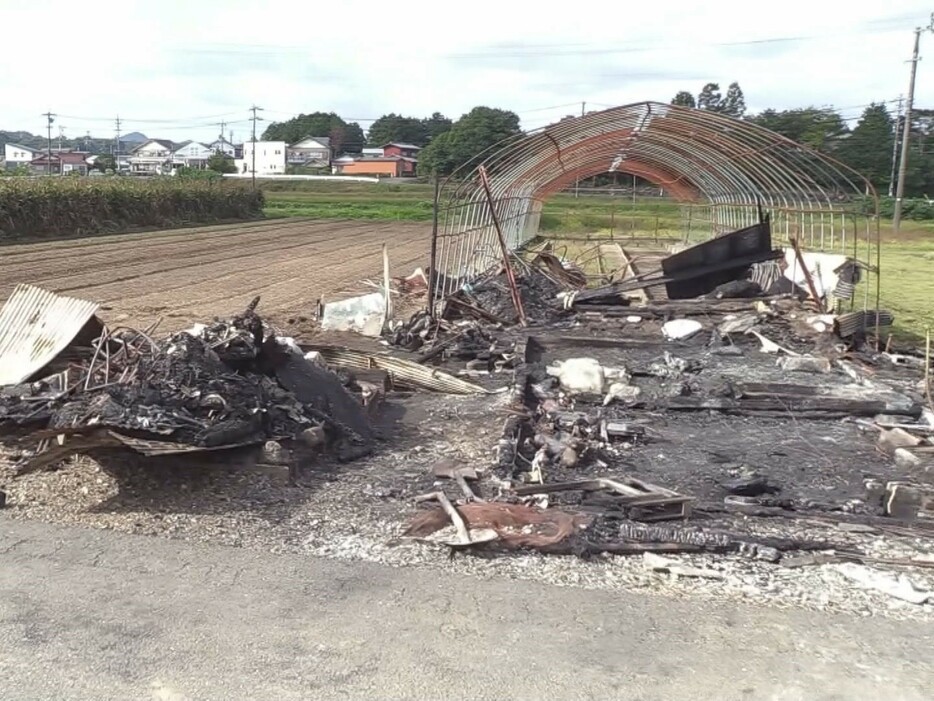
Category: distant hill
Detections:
[
  {"x1": 0, "y1": 130, "x2": 45, "y2": 150},
  {"x1": 0, "y1": 129, "x2": 146, "y2": 156}
]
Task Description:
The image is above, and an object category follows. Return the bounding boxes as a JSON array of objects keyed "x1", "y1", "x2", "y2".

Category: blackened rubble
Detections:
[
  {"x1": 391, "y1": 223, "x2": 934, "y2": 575},
  {"x1": 0, "y1": 297, "x2": 375, "y2": 474}
]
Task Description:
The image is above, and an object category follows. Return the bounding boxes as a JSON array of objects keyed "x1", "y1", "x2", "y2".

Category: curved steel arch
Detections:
[{"x1": 432, "y1": 101, "x2": 879, "y2": 304}]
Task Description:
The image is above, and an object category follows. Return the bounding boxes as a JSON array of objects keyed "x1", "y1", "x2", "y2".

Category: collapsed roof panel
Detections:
[{"x1": 0, "y1": 284, "x2": 100, "y2": 385}]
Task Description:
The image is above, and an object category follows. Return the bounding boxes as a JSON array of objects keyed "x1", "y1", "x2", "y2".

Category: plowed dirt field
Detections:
[{"x1": 0, "y1": 219, "x2": 431, "y2": 330}]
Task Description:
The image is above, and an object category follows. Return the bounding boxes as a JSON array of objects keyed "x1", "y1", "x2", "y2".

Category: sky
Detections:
[{"x1": 3, "y1": 0, "x2": 933, "y2": 144}]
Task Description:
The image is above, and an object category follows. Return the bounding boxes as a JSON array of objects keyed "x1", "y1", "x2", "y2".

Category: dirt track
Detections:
[{"x1": 0, "y1": 219, "x2": 432, "y2": 330}]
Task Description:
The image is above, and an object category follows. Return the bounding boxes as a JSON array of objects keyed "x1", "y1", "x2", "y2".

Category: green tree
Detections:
[
  {"x1": 207, "y1": 152, "x2": 236, "y2": 174},
  {"x1": 262, "y1": 112, "x2": 363, "y2": 153},
  {"x1": 417, "y1": 131, "x2": 457, "y2": 177},
  {"x1": 418, "y1": 106, "x2": 521, "y2": 177},
  {"x1": 93, "y1": 154, "x2": 117, "y2": 173},
  {"x1": 837, "y1": 103, "x2": 895, "y2": 190},
  {"x1": 720, "y1": 82, "x2": 746, "y2": 118},
  {"x1": 423, "y1": 112, "x2": 453, "y2": 143},
  {"x1": 697, "y1": 83, "x2": 722, "y2": 111},
  {"x1": 671, "y1": 91, "x2": 696, "y2": 108},
  {"x1": 748, "y1": 107, "x2": 848, "y2": 152},
  {"x1": 367, "y1": 114, "x2": 429, "y2": 147}
]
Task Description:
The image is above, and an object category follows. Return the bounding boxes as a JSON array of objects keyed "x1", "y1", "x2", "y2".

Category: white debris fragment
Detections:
[
  {"x1": 777, "y1": 355, "x2": 832, "y2": 373},
  {"x1": 746, "y1": 329, "x2": 800, "y2": 356},
  {"x1": 806, "y1": 314, "x2": 836, "y2": 333},
  {"x1": 546, "y1": 357, "x2": 605, "y2": 394},
  {"x1": 603, "y1": 382, "x2": 641, "y2": 406},
  {"x1": 626, "y1": 315, "x2": 642, "y2": 324},
  {"x1": 643, "y1": 553, "x2": 725, "y2": 580},
  {"x1": 303, "y1": 350, "x2": 327, "y2": 367},
  {"x1": 662, "y1": 319, "x2": 702, "y2": 341},
  {"x1": 833, "y1": 563, "x2": 932, "y2": 605}
]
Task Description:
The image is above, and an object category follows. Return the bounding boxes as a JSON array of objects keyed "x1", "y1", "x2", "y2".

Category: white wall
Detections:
[
  {"x1": 4, "y1": 144, "x2": 37, "y2": 164},
  {"x1": 241, "y1": 141, "x2": 286, "y2": 175}
]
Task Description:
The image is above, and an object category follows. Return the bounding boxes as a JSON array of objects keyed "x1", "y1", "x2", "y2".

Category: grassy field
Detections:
[{"x1": 262, "y1": 180, "x2": 932, "y2": 341}]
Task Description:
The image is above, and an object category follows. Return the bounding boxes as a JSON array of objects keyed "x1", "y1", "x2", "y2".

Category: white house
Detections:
[
  {"x1": 287, "y1": 136, "x2": 331, "y2": 167},
  {"x1": 207, "y1": 137, "x2": 236, "y2": 158},
  {"x1": 172, "y1": 141, "x2": 214, "y2": 169},
  {"x1": 128, "y1": 139, "x2": 177, "y2": 174},
  {"x1": 4, "y1": 143, "x2": 42, "y2": 171},
  {"x1": 235, "y1": 141, "x2": 286, "y2": 176}
]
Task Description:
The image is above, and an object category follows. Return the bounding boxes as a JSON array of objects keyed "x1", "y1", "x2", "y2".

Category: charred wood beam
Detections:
[{"x1": 667, "y1": 395, "x2": 922, "y2": 418}]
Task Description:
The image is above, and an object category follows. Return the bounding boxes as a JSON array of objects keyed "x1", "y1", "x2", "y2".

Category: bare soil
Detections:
[{"x1": 0, "y1": 218, "x2": 431, "y2": 331}]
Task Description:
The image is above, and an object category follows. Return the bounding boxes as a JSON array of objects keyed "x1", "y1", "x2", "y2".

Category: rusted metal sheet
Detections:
[{"x1": 0, "y1": 284, "x2": 100, "y2": 386}]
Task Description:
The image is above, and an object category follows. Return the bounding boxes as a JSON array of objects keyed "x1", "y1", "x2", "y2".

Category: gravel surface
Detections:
[{"x1": 4, "y1": 388, "x2": 934, "y2": 622}]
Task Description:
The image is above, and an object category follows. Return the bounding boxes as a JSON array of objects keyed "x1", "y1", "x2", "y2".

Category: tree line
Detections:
[{"x1": 669, "y1": 82, "x2": 932, "y2": 197}]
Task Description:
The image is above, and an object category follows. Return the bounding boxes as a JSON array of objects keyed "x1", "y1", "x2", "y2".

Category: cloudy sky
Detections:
[{"x1": 3, "y1": 0, "x2": 932, "y2": 143}]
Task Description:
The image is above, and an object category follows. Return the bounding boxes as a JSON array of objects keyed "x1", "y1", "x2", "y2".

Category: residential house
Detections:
[
  {"x1": 128, "y1": 139, "x2": 177, "y2": 174},
  {"x1": 287, "y1": 136, "x2": 331, "y2": 167},
  {"x1": 28, "y1": 151, "x2": 91, "y2": 175},
  {"x1": 172, "y1": 141, "x2": 214, "y2": 169},
  {"x1": 361, "y1": 148, "x2": 383, "y2": 158},
  {"x1": 338, "y1": 156, "x2": 414, "y2": 178},
  {"x1": 4, "y1": 143, "x2": 42, "y2": 171},
  {"x1": 382, "y1": 142, "x2": 421, "y2": 159},
  {"x1": 207, "y1": 137, "x2": 237, "y2": 158},
  {"x1": 235, "y1": 141, "x2": 287, "y2": 176}
]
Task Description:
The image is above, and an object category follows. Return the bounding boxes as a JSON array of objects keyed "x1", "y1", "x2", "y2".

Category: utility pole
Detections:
[
  {"x1": 58, "y1": 125, "x2": 65, "y2": 154},
  {"x1": 888, "y1": 95, "x2": 904, "y2": 197},
  {"x1": 893, "y1": 16, "x2": 934, "y2": 234},
  {"x1": 42, "y1": 111, "x2": 55, "y2": 176},
  {"x1": 216, "y1": 120, "x2": 227, "y2": 152},
  {"x1": 574, "y1": 101, "x2": 586, "y2": 198},
  {"x1": 249, "y1": 105, "x2": 263, "y2": 191},
  {"x1": 114, "y1": 116, "x2": 122, "y2": 172}
]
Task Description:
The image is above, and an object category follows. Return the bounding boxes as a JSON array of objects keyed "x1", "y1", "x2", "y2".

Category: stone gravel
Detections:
[{"x1": 3, "y1": 391, "x2": 934, "y2": 622}]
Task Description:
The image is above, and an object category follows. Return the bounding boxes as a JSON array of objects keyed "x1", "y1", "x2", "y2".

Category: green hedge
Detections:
[
  {"x1": 0, "y1": 177, "x2": 264, "y2": 242},
  {"x1": 859, "y1": 195, "x2": 934, "y2": 221}
]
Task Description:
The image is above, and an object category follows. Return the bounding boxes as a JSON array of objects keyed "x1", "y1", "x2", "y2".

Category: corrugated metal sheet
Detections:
[
  {"x1": 108, "y1": 432, "x2": 261, "y2": 456},
  {"x1": 0, "y1": 284, "x2": 99, "y2": 386}
]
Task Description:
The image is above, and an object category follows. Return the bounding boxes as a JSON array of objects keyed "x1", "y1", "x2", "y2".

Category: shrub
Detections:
[{"x1": 0, "y1": 178, "x2": 264, "y2": 242}]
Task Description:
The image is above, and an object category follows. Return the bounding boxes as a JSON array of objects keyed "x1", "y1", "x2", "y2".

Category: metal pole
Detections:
[
  {"x1": 250, "y1": 104, "x2": 263, "y2": 191},
  {"x1": 893, "y1": 21, "x2": 931, "y2": 233},
  {"x1": 428, "y1": 176, "x2": 441, "y2": 312},
  {"x1": 43, "y1": 111, "x2": 55, "y2": 176},
  {"x1": 888, "y1": 95, "x2": 904, "y2": 197},
  {"x1": 114, "y1": 116, "x2": 121, "y2": 173},
  {"x1": 574, "y1": 101, "x2": 585, "y2": 198},
  {"x1": 478, "y1": 166, "x2": 526, "y2": 326}
]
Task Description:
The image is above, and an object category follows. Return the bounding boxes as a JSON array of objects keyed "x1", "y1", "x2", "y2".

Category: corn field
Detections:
[{"x1": 0, "y1": 178, "x2": 264, "y2": 242}]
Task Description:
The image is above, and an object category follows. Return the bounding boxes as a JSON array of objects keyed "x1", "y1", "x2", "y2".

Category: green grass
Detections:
[{"x1": 874, "y1": 235, "x2": 934, "y2": 341}]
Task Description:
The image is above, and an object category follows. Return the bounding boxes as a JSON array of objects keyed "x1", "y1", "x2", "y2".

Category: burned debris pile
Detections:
[
  {"x1": 0, "y1": 296, "x2": 374, "y2": 474},
  {"x1": 391, "y1": 217, "x2": 934, "y2": 574}
]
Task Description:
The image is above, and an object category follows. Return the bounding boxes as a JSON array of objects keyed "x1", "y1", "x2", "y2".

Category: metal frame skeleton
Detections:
[{"x1": 429, "y1": 101, "x2": 881, "y2": 315}]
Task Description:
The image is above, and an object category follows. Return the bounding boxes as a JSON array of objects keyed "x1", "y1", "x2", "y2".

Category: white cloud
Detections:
[{"x1": 2, "y1": 0, "x2": 931, "y2": 142}]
